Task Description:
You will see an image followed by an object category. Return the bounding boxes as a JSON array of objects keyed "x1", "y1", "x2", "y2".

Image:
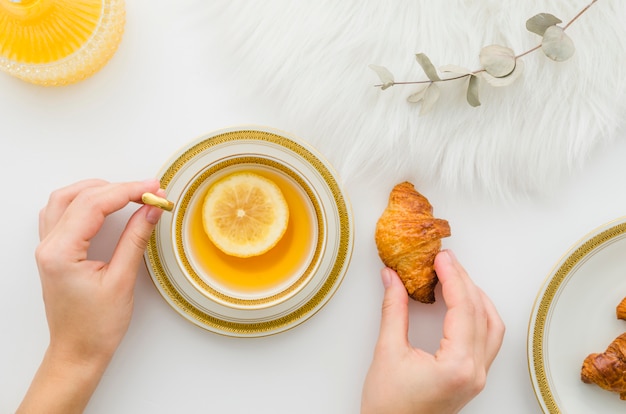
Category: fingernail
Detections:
[
  {"x1": 145, "y1": 205, "x2": 163, "y2": 225},
  {"x1": 143, "y1": 178, "x2": 160, "y2": 187},
  {"x1": 381, "y1": 268, "x2": 393, "y2": 288},
  {"x1": 441, "y1": 249, "x2": 456, "y2": 263}
]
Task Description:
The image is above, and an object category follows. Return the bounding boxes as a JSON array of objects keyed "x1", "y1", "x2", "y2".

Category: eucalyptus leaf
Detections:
[
  {"x1": 541, "y1": 25, "x2": 575, "y2": 61},
  {"x1": 420, "y1": 83, "x2": 440, "y2": 115},
  {"x1": 415, "y1": 53, "x2": 441, "y2": 82},
  {"x1": 479, "y1": 45, "x2": 516, "y2": 78},
  {"x1": 406, "y1": 83, "x2": 430, "y2": 103},
  {"x1": 526, "y1": 13, "x2": 562, "y2": 36},
  {"x1": 481, "y1": 59, "x2": 524, "y2": 87},
  {"x1": 369, "y1": 64, "x2": 395, "y2": 90},
  {"x1": 466, "y1": 75, "x2": 481, "y2": 107}
]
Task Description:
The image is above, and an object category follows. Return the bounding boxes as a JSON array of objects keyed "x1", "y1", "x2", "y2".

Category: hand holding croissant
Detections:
[
  {"x1": 362, "y1": 251, "x2": 505, "y2": 414},
  {"x1": 375, "y1": 182, "x2": 450, "y2": 303}
]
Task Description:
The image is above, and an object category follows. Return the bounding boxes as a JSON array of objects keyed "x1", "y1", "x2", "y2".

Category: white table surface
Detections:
[{"x1": 2, "y1": 3, "x2": 626, "y2": 413}]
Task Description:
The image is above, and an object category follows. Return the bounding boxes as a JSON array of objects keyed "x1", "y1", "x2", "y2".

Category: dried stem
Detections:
[
  {"x1": 515, "y1": 45, "x2": 541, "y2": 60},
  {"x1": 374, "y1": 0, "x2": 599, "y2": 88},
  {"x1": 390, "y1": 73, "x2": 471, "y2": 86},
  {"x1": 563, "y1": 0, "x2": 598, "y2": 30}
]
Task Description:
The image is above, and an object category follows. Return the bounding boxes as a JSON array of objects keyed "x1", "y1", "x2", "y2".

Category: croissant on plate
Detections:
[
  {"x1": 375, "y1": 182, "x2": 451, "y2": 303},
  {"x1": 581, "y1": 332, "x2": 626, "y2": 400},
  {"x1": 616, "y1": 297, "x2": 626, "y2": 320}
]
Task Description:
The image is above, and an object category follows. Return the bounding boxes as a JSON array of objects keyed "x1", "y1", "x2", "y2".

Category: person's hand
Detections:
[
  {"x1": 18, "y1": 179, "x2": 164, "y2": 414},
  {"x1": 361, "y1": 250, "x2": 505, "y2": 414}
]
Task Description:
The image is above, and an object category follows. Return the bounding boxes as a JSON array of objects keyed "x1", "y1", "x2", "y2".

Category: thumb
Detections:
[
  {"x1": 377, "y1": 267, "x2": 410, "y2": 350},
  {"x1": 108, "y1": 204, "x2": 163, "y2": 282}
]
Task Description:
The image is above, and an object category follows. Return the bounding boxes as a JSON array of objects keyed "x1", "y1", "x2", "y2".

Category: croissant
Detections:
[
  {"x1": 617, "y1": 297, "x2": 626, "y2": 320},
  {"x1": 375, "y1": 182, "x2": 451, "y2": 303},
  {"x1": 581, "y1": 332, "x2": 626, "y2": 400}
]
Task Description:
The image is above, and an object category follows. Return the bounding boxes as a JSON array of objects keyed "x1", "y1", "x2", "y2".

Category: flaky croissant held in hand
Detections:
[
  {"x1": 375, "y1": 182, "x2": 451, "y2": 303},
  {"x1": 581, "y1": 332, "x2": 626, "y2": 400}
]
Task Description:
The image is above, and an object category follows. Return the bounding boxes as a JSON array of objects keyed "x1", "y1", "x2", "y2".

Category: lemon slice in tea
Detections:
[
  {"x1": 202, "y1": 172, "x2": 290, "y2": 258},
  {"x1": 0, "y1": 0, "x2": 125, "y2": 85}
]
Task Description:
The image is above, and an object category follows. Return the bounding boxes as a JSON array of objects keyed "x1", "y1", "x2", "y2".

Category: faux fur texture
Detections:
[{"x1": 204, "y1": 0, "x2": 626, "y2": 198}]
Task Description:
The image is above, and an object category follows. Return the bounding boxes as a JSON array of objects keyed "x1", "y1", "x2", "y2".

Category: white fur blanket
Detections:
[{"x1": 202, "y1": 0, "x2": 626, "y2": 198}]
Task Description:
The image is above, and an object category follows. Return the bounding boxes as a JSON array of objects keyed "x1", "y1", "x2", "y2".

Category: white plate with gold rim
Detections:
[
  {"x1": 144, "y1": 126, "x2": 354, "y2": 337},
  {"x1": 528, "y1": 217, "x2": 626, "y2": 413}
]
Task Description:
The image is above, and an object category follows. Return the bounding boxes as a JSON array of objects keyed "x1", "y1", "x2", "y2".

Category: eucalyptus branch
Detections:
[{"x1": 369, "y1": 0, "x2": 600, "y2": 114}]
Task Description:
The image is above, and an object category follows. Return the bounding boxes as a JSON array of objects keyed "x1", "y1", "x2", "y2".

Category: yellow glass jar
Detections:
[{"x1": 0, "y1": 0, "x2": 125, "y2": 86}]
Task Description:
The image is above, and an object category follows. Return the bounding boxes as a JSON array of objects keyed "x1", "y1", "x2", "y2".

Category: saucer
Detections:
[
  {"x1": 144, "y1": 126, "x2": 354, "y2": 337},
  {"x1": 528, "y1": 217, "x2": 626, "y2": 412}
]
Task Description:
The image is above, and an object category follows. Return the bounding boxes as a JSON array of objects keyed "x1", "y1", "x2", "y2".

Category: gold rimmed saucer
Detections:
[
  {"x1": 144, "y1": 126, "x2": 354, "y2": 337},
  {"x1": 528, "y1": 217, "x2": 626, "y2": 412}
]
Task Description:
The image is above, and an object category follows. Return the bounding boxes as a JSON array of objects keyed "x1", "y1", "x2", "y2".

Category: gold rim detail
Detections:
[
  {"x1": 530, "y1": 220, "x2": 626, "y2": 413},
  {"x1": 145, "y1": 129, "x2": 352, "y2": 336}
]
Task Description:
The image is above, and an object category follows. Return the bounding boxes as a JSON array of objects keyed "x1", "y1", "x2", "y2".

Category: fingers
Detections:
[
  {"x1": 39, "y1": 179, "x2": 109, "y2": 240},
  {"x1": 107, "y1": 191, "x2": 165, "y2": 283},
  {"x1": 42, "y1": 180, "x2": 162, "y2": 262},
  {"x1": 478, "y1": 288, "x2": 505, "y2": 369},
  {"x1": 435, "y1": 250, "x2": 504, "y2": 368},
  {"x1": 436, "y1": 250, "x2": 481, "y2": 354},
  {"x1": 376, "y1": 267, "x2": 410, "y2": 351}
]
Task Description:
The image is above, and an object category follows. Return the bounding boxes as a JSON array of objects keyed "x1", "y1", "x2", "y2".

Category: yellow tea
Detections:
[{"x1": 184, "y1": 167, "x2": 316, "y2": 298}]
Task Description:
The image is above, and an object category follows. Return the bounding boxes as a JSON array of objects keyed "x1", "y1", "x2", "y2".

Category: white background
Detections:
[{"x1": 2, "y1": 2, "x2": 626, "y2": 413}]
